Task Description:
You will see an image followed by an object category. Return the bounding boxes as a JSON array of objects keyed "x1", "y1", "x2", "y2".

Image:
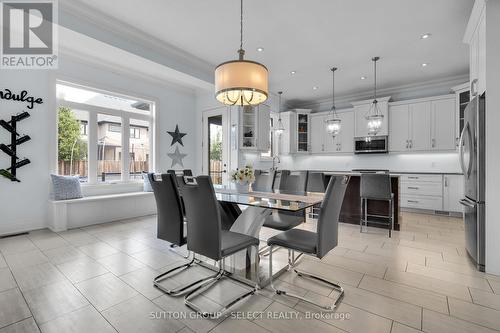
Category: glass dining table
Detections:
[{"x1": 198, "y1": 184, "x2": 324, "y2": 288}]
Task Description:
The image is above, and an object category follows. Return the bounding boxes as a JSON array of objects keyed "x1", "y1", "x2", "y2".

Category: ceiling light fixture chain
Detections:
[
  {"x1": 214, "y1": 0, "x2": 268, "y2": 106},
  {"x1": 326, "y1": 67, "x2": 341, "y2": 137},
  {"x1": 365, "y1": 56, "x2": 383, "y2": 136},
  {"x1": 275, "y1": 91, "x2": 285, "y2": 135}
]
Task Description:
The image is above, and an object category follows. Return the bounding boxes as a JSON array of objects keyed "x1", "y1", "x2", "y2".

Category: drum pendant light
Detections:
[
  {"x1": 214, "y1": 0, "x2": 268, "y2": 106},
  {"x1": 325, "y1": 67, "x2": 341, "y2": 137},
  {"x1": 365, "y1": 57, "x2": 383, "y2": 135}
]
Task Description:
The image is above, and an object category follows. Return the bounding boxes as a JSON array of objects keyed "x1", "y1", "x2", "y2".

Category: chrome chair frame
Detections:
[
  {"x1": 184, "y1": 244, "x2": 260, "y2": 319},
  {"x1": 268, "y1": 245, "x2": 344, "y2": 311}
]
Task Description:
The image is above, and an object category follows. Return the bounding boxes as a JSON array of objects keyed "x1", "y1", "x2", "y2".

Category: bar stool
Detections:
[
  {"x1": 360, "y1": 172, "x2": 394, "y2": 237},
  {"x1": 267, "y1": 175, "x2": 350, "y2": 310},
  {"x1": 179, "y1": 175, "x2": 260, "y2": 318}
]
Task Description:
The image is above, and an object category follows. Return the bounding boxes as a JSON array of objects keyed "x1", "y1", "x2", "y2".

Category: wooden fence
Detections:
[
  {"x1": 58, "y1": 160, "x2": 149, "y2": 178},
  {"x1": 209, "y1": 160, "x2": 223, "y2": 184}
]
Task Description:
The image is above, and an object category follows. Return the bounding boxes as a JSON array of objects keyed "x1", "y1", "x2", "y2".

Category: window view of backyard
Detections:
[{"x1": 57, "y1": 83, "x2": 153, "y2": 183}]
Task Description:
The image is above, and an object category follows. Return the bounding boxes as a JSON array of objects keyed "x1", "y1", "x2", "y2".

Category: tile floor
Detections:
[{"x1": 0, "y1": 212, "x2": 499, "y2": 333}]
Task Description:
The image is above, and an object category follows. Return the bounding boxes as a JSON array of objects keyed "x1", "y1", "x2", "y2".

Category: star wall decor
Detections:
[
  {"x1": 167, "y1": 146, "x2": 188, "y2": 168},
  {"x1": 167, "y1": 124, "x2": 187, "y2": 146}
]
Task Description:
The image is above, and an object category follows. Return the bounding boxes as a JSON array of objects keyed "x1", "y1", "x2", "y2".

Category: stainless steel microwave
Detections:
[{"x1": 354, "y1": 135, "x2": 388, "y2": 154}]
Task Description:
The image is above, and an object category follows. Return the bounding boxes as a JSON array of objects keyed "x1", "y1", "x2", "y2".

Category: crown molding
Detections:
[
  {"x1": 59, "y1": 0, "x2": 215, "y2": 85},
  {"x1": 290, "y1": 74, "x2": 468, "y2": 112}
]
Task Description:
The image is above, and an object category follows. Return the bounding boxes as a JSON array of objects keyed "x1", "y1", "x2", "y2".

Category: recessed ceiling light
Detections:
[
  {"x1": 290, "y1": 70, "x2": 296, "y2": 75},
  {"x1": 421, "y1": 63, "x2": 428, "y2": 67},
  {"x1": 312, "y1": 86, "x2": 319, "y2": 90},
  {"x1": 256, "y1": 47, "x2": 264, "y2": 52},
  {"x1": 360, "y1": 76, "x2": 367, "y2": 80},
  {"x1": 421, "y1": 33, "x2": 432, "y2": 39}
]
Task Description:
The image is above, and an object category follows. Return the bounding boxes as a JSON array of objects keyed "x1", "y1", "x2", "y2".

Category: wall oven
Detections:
[{"x1": 354, "y1": 136, "x2": 388, "y2": 154}]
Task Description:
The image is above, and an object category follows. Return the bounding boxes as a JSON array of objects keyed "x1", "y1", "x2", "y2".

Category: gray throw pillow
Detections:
[
  {"x1": 143, "y1": 172, "x2": 154, "y2": 192},
  {"x1": 50, "y1": 174, "x2": 83, "y2": 200}
]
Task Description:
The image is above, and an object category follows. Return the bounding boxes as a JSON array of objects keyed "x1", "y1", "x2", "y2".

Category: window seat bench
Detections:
[{"x1": 49, "y1": 192, "x2": 156, "y2": 232}]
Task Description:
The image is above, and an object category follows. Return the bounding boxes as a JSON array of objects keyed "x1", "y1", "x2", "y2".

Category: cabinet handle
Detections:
[
  {"x1": 407, "y1": 200, "x2": 419, "y2": 203},
  {"x1": 431, "y1": 138, "x2": 436, "y2": 148},
  {"x1": 410, "y1": 140, "x2": 413, "y2": 149},
  {"x1": 407, "y1": 186, "x2": 419, "y2": 190},
  {"x1": 408, "y1": 176, "x2": 419, "y2": 179},
  {"x1": 406, "y1": 140, "x2": 409, "y2": 149},
  {"x1": 444, "y1": 177, "x2": 448, "y2": 187}
]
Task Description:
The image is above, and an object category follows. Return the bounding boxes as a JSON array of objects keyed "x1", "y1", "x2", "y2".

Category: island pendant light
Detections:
[
  {"x1": 274, "y1": 91, "x2": 285, "y2": 136},
  {"x1": 325, "y1": 67, "x2": 341, "y2": 137},
  {"x1": 214, "y1": 0, "x2": 268, "y2": 106},
  {"x1": 365, "y1": 56, "x2": 383, "y2": 135}
]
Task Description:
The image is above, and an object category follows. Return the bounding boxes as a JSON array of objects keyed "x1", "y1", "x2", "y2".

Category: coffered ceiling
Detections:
[{"x1": 71, "y1": 0, "x2": 473, "y2": 105}]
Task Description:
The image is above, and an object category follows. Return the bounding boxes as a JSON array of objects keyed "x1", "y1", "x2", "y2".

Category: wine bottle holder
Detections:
[{"x1": 0, "y1": 112, "x2": 31, "y2": 182}]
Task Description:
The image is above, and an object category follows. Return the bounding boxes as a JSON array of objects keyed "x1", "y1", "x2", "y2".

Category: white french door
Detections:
[{"x1": 202, "y1": 107, "x2": 230, "y2": 185}]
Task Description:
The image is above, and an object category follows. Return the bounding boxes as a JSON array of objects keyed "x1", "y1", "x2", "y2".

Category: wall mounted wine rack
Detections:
[{"x1": 0, "y1": 111, "x2": 31, "y2": 182}]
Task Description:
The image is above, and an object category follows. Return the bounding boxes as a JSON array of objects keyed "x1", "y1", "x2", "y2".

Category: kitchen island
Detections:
[{"x1": 324, "y1": 172, "x2": 401, "y2": 231}]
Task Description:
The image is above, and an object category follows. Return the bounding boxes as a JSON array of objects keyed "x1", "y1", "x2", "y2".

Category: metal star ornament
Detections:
[
  {"x1": 167, "y1": 146, "x2": 188, "y2": 168},
  {"x1": 167, "y1": 125, "x2": 187, "y2": 146}
]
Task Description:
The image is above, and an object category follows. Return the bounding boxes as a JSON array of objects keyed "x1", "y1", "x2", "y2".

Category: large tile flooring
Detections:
[{"x1": 0, "y1": 212, "x2": 499, "y2": 333}]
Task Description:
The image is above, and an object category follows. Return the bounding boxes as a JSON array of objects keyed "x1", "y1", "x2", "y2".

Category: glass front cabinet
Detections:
[
  {"x1": 238, "y1": 104, "x2": 270, "y2": 152},
  {"x1": 278, "y1": 109, "x2": 312, "y2": 154}
]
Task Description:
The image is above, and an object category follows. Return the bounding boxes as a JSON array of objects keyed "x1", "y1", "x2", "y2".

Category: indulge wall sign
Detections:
[{"x1": 0, "y1": 88, "x2": 44, "y2": 182}]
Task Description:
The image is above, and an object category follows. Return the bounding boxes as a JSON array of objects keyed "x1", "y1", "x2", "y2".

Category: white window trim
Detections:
[{"x1": 55, "y1": 81, "x2": 157, "y2": 187}]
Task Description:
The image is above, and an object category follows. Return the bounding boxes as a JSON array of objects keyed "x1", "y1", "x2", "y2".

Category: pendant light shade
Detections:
[
  {"x1": 325, "y1": 67, "x2": 341, "y2": 137},
  {"x1": 365, "y1": 57, "x2": 383, "y2": 136},
  {"x1": 214, "y1": 0, "x2": 268, "y2": 106},
  {"x1": 275, "y1": 91, "x2": 285, "y2": 136}
]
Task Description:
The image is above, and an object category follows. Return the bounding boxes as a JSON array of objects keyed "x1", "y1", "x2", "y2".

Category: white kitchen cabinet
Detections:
[
  {"x1": 238, "y1": 104, "x2": 270, "y2": 152},
  {"x1": 257, "y1": 104, "x2": 270, "y2": 152},
  {"x1": 400, "y1": 174, "x2": 443, "y2": 211},
  {"x1": 389, "y1": 96, "x2": 457, "y2": 153},
  {"x1": 277, "y1": 109, "x2": 311, "y2": 154},
  {"x1": 310, "y1": 114, "x2": 326, "y2": 153},
  {"x1": 431, "y1": 98, "x2": 456, "y2": 151},
  {"x1": 444, "y1": 174, "x2": 464, "y2": 213},
  {"x1": 389, "y1": 102, "x2": 430, "y2": 152},
  {"x1": 452, "y1": 83, "x2": 470, "y2": 149},
  {"x1": 464, "y1": 0, "x2": 486, "y2": 97},
  {"x1": 310, "y1": 111, "x2": 355, "y2": 154},
  {"x1": 337, "y1": 111, "x2": 355, "y2": 153},
  {"x1": 408, "y1": 102, "x2": 431, "y2": 151},
  {"x1": 352, "y1": 97, "x2": 390, "y2": 137},
  {"x1": 389, "y1": 104, "x2": 410, "y2": 151}
]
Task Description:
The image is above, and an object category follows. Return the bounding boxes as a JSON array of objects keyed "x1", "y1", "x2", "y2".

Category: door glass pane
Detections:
[
  {"x1": 97, "y1": 114, "x2": 122, "y2": 183},
  {"x1": 57, "y1": 107, "x2": 88, "y2": 182},
  {"x1": 208, "y1": 115, "x2": 223, "y2": 185},
  {"x1": 129, "y1": 119, "x2": 150, "y2": 180}
]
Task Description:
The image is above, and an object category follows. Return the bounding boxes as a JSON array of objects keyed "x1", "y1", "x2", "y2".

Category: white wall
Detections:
[
  {"x1": 485, "y1": 0, "x2": 500, "y2": 275},
  {"x1": 0, "y1": 56, "x2": 198, "y2": 236},
  {"x1": 0, "y1": 71, "x2": 52, "y2": 235}
]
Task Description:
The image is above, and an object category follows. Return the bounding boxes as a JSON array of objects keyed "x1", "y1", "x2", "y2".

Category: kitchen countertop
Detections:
[{"x1": 319, "y1": 170, "x2": 463, "y2": 176}]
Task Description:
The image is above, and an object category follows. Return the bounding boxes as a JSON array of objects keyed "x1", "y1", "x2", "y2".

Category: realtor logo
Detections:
[{"x1": 1, "y1": 0, "x2": 58, "y2": 69}]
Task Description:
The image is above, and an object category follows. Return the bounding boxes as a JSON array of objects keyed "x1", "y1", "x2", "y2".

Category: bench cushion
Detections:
[{"x1": 50, "y1": 174, "x2": 83, "y2": 200}]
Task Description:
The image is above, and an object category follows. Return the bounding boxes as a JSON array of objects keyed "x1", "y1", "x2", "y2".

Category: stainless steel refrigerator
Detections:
[{"x1": 459, "y1": 93, "x2": 485, "y2": 272}]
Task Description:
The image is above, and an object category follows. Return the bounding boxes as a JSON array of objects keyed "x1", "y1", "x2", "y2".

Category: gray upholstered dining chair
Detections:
[
  {"x1": 360, "y1": 172, "x2": 394, "y2": 237},
  {"x1": 306, "y1": 172, "x2": 326, "y2": 220},
  {"x1": 149, "y1": 173, "x2": 213, "y2": 296},
  {"x1": 263, "y1": 170, "x2": 309, "y2": 231},
  {"x1": 252, "y1": 169, "x2": 275, "y2": 192},
  {"x1": 179, "y1": 175, "x2": 260, "y2": 318},
  {"x1": 267, "y1": 175, "x2": 350, "y2": 310}
]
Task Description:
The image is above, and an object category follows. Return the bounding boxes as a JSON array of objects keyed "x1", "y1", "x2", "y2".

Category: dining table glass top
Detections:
[{"x1": 213, "y1": 184, "x2": 323, "y2": 211}]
